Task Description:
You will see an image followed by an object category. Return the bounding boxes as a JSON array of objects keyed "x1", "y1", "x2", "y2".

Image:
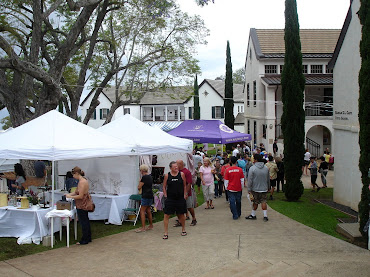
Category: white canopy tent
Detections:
[
  {"x1": 98, "y1": 114, "x2": 193, "y2": 154},
  {"x1": 0, "y1": 110, "x2": 137, "y2": 204}
]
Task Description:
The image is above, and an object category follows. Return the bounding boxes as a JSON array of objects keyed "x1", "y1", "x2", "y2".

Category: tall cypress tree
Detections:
[
  {"x1": 281, "y1": 0, "x2": 305, "y2": 201},
  {"x1": 224, "y1": 41, "x2": 234, "y2": 151},
  {"x1": 194, "y1": 74, "x2": 200, "y2": 120},
  {"x1": 358, "y1": 0, "x2": 370, "y2": 236}
]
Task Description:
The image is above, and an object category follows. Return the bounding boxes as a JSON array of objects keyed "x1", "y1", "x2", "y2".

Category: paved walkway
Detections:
[{"x1": 1, "y1": 182, "x2": 369, "y2": 277}]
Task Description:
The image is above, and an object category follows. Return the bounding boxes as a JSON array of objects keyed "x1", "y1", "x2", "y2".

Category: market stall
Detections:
[{"x1": 0, "y1": 110, "x2": 137, "y2": 241}]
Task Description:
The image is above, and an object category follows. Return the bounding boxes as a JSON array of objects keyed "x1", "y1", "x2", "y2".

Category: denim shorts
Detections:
[{"x1": 141, "y1": 198, "x2": 153, "y2": 206}]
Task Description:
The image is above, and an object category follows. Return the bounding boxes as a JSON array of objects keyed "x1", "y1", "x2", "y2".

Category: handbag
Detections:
[{"x1": 81, "y1": 193, "x2": 95, "y2": 212}]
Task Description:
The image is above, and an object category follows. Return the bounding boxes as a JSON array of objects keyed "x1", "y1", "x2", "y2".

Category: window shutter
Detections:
[
  {"x1": 212, "y1": 106, "x2": 215, "y2": 119},
  {"x1": 221, "y1": 107, "x2": 225, "y2": 118},
  {"x1": 100, "y1": 109, "x2": 103, "y2": 119}
]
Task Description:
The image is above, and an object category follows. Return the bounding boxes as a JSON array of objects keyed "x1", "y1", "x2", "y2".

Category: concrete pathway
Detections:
[{"x1": 1, "y1": 185, "x2": 369, "y2": 277}]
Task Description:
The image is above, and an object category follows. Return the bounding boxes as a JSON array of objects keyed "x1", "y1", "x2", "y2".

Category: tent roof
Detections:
[
  {"x1": 0, "y1": 110, "x2": 137, "y2": 160},
  {"x1": 98, "y1": 114, "x2": 193, "y2": 154},
  {"x1": 168, "y1": 120, "x2": 252, "y2": 144}
]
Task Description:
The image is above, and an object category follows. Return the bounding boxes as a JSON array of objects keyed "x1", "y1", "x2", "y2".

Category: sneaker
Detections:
[
  {"x1": 245, "y1": 215, "x2": 257, "y2": 220},
  {"x1": 316, "y1": 187, "x2": 321, "y2": 192},
  {"x1": 263, "y1": 217, "x2": 269, "y2": 222},
  {"x1": 269, "y1": 195, "x2": 274, "y2": 200}
]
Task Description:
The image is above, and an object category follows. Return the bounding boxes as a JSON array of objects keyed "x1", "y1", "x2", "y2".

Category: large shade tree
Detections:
[
  {"x1": 281, "y1": 0, "x2": 305, "y2": 201},
  {"x1": 0, "y1": 0, "x2": 208, "y2": 127},
  {"x1": 358, "y1": 0, "x2": 370, "y2": 236}
]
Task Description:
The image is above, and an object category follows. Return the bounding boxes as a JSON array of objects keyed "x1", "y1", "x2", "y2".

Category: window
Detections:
[
  {"x1": 253, "y1": 81, "x2": 257, "y2": 107},
  {"x1": 212, "y1": 106, "x2": 224, "y2": 119},
  {"x1": 247, "y1": 120, "x2": 250, "y2": 134},
  {"x1": 87, "y1": 109, "x2": 96, "y2": 120},
  {"x1": 238, "y1": 106, "x2": 240, "y2": 113},
  {"x1": 311, "y1": 65, "x2": 323, "y2": 74},
  {"x1": 262, "y1": 124, "x2": 267, "y2": 139},
  {"x1": 280, "y1": 65, "x2": 283, "y2": 74},
  {"x1": 123, "y1": 108, "x2": 130, "y2": 115},
  {"x1": 265, "y1": 65, "x2": 277, "y2": 74},
  {"x1": 241, "y1": 106, "x2": 244, "y2": 113},
  {"x1": 100, "y1": 108, "x2": 109, "y2": 120},
  {"x1": 247, "y1": 83, "x2": 250, "y2": 107},
  {"x1": 253, "y1": 121, "x2": 257, "y2": 146},
  {"x1": 188, "y1": 107, "x2": 194, "y2": 119},
  {"x1": 302, "y1": 65, "x2": 308, "y2": 74}
]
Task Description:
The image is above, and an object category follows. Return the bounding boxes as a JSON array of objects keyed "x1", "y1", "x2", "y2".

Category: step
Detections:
[{"x1": 336, "y1": 223, "x2": 362, "y2": 243}]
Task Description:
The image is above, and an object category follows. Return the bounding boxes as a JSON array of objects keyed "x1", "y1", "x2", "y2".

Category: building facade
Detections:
[
  {"x1": 329, "y1": 0, "x2": 362, "y2": 211},
  {"x1": 244, "y1": 28, "x2": 340, "y2": 155}
]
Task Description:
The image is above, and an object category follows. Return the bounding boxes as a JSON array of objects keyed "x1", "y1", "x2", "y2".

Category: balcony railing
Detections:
[
  {"x1": 142, "y1": 115, "x2": 185, "y2": 121},
  {"x1": 305, "y1": 101, "x2": 333, "y2": 117}
]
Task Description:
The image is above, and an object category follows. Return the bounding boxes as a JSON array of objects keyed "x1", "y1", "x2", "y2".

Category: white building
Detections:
[
  {"x1": 244, "y1": 29, "x2": 340, "y2": 155},
  {"x1": 185, "y1": 79, "x2": 245, "y2": 132},
  {"x1": 328, "y1": 0, "x2": 362, "y2": 211},
  {"x1": 81, "y1": 79, "x2": 246, "y2": 131}
]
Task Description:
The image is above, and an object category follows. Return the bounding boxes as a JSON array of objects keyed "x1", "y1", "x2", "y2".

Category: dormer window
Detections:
[
  {"x1": 311, "y1": 65, "x2": 323, "y2": 74},
  {"x1": 265, "y1": 65, "x2": 277, "y2": 74}
]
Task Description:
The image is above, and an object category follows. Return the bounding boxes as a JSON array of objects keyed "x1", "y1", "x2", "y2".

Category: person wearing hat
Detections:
[{"x1": 308, "y1": 156, "x2": 321, "y2": 192}]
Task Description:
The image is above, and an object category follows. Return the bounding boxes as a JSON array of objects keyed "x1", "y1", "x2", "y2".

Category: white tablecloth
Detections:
[
  {"x1": 0, "y1": 206, "x2": 58, "y2": 243},
  {"x1": 51, "y1": 191, "x2": 130, "y2": 225}
]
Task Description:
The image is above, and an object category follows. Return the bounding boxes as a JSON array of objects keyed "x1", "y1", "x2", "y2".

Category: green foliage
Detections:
[
  {"x1": 224, "y1": 41, "x2": 234, "y2": 151},
  {"x1": 281, "y1": 0, "x2": 305, "y2": 201},
  {"x1": 0, "y1": 116, "x2": 12, "y2": 130},
  {"x1": 268, "y1": 189, "x2": 350, "y2": 240},
  {"x1": 358, "y1": 0, "x2": 370, "y2": 237},
  {"x1": 193, "y1": 74, "x2": 200, "y2": 119}
]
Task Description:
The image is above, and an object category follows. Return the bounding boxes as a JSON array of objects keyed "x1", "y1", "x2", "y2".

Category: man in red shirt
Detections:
[
  {"x1": 176, "y1": 160, "x2": 197, "y2": 226},
  {"x1": 224, "y1": 156, "x2": 244, "y2": 220}
]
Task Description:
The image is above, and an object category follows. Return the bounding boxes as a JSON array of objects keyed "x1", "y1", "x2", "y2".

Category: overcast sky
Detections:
[
  {"x1": 0, "y1": 0, "x2": 352, "y2": 127},
  {"x1": 178, "y1": 0, "x2": 351, "y2": 79}
]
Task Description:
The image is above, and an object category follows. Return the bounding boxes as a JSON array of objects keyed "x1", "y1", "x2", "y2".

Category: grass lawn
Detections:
[
  {"x1": 0, "y1": 192, "x2": 205, "y2": 261},
  {"x1": 268, "y1": 188, "x2": 351, "y2": 240}
]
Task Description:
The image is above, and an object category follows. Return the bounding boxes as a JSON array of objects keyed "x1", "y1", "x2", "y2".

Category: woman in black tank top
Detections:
[{"x1": 162, "y1": 161, "x2": 187, "y2": 239}]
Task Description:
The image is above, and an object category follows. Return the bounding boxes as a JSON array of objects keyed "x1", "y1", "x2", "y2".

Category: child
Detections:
[
  {"x1": 195, "y1": 162, "x2": 202, "y2": 194},
  {"x1": 308, "y1": 157, "x2": 320, "y2": 192}
]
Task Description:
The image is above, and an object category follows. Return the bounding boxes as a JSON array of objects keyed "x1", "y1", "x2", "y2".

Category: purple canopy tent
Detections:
[{"x1": 168, "y1": 120, "x2": 252, "y2": 144}]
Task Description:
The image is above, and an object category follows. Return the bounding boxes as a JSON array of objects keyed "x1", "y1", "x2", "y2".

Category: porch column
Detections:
[
  {"x1": 152, "y1": 107, "x2": 155, "y2": 121},
  {"x1": 165, "y1": 105, "x2": 168, "y2": 121},
  {"x1": 265, "y1": 85, "x2": 276, "y2": 153},
  {"x1": 177, "y1": 106, "x2": 180, "y2": 121}
]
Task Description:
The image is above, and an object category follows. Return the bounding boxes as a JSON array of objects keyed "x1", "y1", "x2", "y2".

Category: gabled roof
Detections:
[
  {"x1": 80, "y1": 86, "x2": 193, "y2": 107},
  {"x1": 234, "y1": 113, "x2": 245, "y2": 125},
  {"x1": 328, "y1": 0, "x2": 353, "y2": 69},
  {"x1": 200, "y1": 79, "x2": 244, "y2": 102},
  {"x1": 250, "y1": 28, "x2": 341, "y2": 60}
]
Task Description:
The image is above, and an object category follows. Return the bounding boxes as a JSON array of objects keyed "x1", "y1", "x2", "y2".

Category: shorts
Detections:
[
  {"x1": 196, "y1": 177, "x2": 201, "y2": 187},
  {"x1": 311, "y1": 175, "x2": 317, "y2": 184},
  {"x1": 163, "y1": 198, "x2": 187, "y2": 215},
  {"x1": 141, "y1": 197, "x2": 153, "y2": 206},
  {"x1": 304, "y1": 160, "x2": 310, "y2": 166},
  {"x1": 186, "y1": 194, "x2": 195, "y2": 209},
  {"x1": 270, "y1": 179, "x2": 277, "y2": 188},
  {"x1": 251, "y1": 191, "x2": 268, "y2": 204}
]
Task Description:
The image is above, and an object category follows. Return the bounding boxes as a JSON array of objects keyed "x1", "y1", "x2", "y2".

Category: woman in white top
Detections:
[{"x1": 302, "y1": 149, "x2": 311, "y2": 176}]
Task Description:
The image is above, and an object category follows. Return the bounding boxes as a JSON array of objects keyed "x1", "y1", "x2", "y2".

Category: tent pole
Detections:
[{"x1": 52, "y1": 160, "x2": 55, "y2": 207}]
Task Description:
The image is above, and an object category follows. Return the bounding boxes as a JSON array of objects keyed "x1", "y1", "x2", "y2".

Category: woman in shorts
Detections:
[
  {"x1": 136, "y1": 164, "x2": 154, "y2": 233},
  {"x1": 162, "y1": 161, "x2": 187, "y2": 239}
]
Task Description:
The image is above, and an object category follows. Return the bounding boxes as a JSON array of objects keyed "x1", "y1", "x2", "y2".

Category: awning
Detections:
[{"x1": 262, "y1": 74, "x2": 333, "y2": 86}]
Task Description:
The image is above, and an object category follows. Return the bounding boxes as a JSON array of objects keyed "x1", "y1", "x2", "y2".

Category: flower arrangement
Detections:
[{"x1": 27, "y1": 190, "x2": 39, "y2": 205}]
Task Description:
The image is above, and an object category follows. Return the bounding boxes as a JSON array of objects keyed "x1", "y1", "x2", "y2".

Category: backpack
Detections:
[{"x1": 329, "y1": 156, "x2": 334, "y2": 164}]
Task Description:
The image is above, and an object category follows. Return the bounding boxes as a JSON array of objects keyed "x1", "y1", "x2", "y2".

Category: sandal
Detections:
[
  {"x1": 181, "y1": 231, "x2": 187, "y2": 236},
  {"x1": 186, "y1": 216, "x2": 190, "y2": 220},
  {"x1": 145, "y1": 226, "x2": 153, "y2": 231},
  {"x1": 173, "y1": 220, "x2": 182, "y2": 227},
  {"x1": 210, "y1": 205, "x2": 214, "y2": 209},
  {"x1": 205, "y1": 206, "x2": 210, "y2": 209},
  {"x1": 163, "y1": 234, "x2": 168, "y2": 240},
  {"x1": 190, "y1": 220, "x2": 197, "y2": 226}
]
